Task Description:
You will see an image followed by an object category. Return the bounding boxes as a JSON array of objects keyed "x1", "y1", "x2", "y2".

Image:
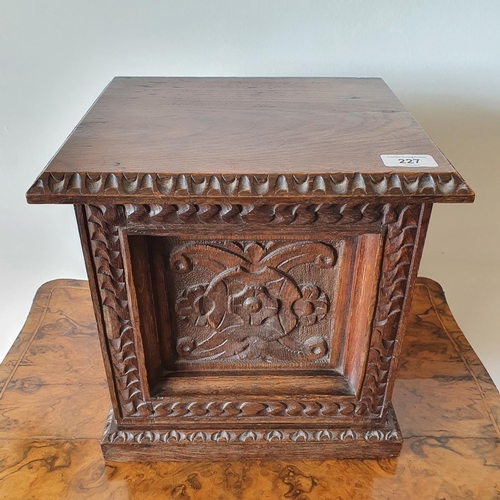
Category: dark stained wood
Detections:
[
  {"x1": 70, "y1": 202, "x2": 426, "y2": 455},
  {"x1": 25, "y1": 79, "x2": 473, "y2": 461},
  {"x1": 162, "y1": 237, "x2": 339, "y2": 369},
  {"x1": 26, "y1": 78, "x2": 474, "y2": 204},
  {"x1": 1, "y1": 278, "x2": 499, "y2": 498},
  {"x1": 33, "y1": 78, "x2": 459, "y2": 176},
  {"x1": 343, "y1": 233, "x2": 382, "y2": 393},
  {"x1": 152, "y1": 372, "x2": 354, "y2": 398},
  {"x1": 128, "y1": 235, "x2": 163, "y2": 390}
]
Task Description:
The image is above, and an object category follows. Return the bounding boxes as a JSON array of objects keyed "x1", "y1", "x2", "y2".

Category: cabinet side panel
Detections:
[
  {"x1": 383, "y1": 203, "x2": 433, "y2": 406},
  {"x1": 79, "y1": 205, "x2": 152, "y2": 418},
  {"x1": 74, "y1": 204, "x2": 122, "y2": 418},
  {"x1": 356, "y1": 204, "x2": 424, "y2": 416}
]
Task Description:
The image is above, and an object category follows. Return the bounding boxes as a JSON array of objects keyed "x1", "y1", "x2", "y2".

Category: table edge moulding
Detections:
[{"x1": 26, "y1": 77, "x2": 474, "y2": 461}]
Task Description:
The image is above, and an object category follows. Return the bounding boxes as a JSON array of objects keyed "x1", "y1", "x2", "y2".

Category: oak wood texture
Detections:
[
  {"x1": 1, "y1": 278, "x2": 499, "y2": 498},
  {"x1": 26, "y1": 77, "x2": 474, "y2": 204},
  {"x1": 72, "y1": 201, "x2": 429, "y2": 460},
  {"x1": 25, "y1": 78, "x2": 473, "y2": 462}
]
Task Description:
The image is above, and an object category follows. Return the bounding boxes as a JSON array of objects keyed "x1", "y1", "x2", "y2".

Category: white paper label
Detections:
[{"x1": 381, "y1": 154, "x2": 438, "y2": 167}]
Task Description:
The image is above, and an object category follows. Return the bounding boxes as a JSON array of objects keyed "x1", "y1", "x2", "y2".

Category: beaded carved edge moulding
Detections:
[
  {"x1": 101, "y1": 405, "x2": 403, "y2": 461},
  {"x1": 27, "y1": 171, "x2": 473, "y2": 204}
]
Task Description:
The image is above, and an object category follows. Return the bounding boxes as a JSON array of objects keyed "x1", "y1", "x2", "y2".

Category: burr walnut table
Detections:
[
  {"x1": 26, "y1": 78, "x2": 474, "y2": 461},
  {"x1": 1, "y1": 278, "x2": 499, "y2": 499}
]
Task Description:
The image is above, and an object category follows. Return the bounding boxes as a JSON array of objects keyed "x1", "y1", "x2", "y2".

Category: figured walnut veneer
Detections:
[
  {"x1": 26, "y1": 78, "x2": 473, "y2": 460},
  {"x1": 2, "y1": 278, "x2": 499, "y2": 498}
]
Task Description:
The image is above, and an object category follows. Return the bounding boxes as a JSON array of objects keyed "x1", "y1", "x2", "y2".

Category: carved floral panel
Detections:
[{"x1": 164, "y1": 239, "x2": 340, "y2": 368}]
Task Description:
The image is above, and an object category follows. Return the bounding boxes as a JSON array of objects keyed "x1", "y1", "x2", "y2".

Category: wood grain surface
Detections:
[
  {"x1": 26, "y1": 78, "x2": 474, "y2": 204},
  {"x1": 72, "y1": 202, "x2": 428, "y2": 461},
  {"x1": 41, "y1": 78, "x2": 459, "y2": 176},
  {"x1": 1, "y1": 278, "x2": 499, "y2": 499}
]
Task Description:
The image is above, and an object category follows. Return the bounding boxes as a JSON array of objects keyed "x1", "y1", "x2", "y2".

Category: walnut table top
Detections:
[{"x1": 0, "y1": 277, "x2": 498, "y2": 499}]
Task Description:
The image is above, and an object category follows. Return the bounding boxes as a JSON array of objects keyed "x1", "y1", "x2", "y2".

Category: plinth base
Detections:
[{"x1": 101, "y1": 406, "x2": 403, "y2": 461}]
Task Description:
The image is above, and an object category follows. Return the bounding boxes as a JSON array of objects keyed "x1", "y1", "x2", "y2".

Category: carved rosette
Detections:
[
  {"x1": 170, "y1": 241, "x2": 335, "y2": 363},
  {"x1": 84, "y1": 205, "x2": 150, "y2": 417}
]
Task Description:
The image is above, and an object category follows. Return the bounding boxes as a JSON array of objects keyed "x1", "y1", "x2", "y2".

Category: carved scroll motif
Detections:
[
  {"x1": 85, "y1": 205, "x2": 150, "y2": 417},
  {"x1": 169, "y1": 241, "x2": 337, "y2": 363}
]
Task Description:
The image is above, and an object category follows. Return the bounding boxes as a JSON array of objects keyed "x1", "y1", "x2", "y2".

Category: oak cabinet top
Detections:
[{"x1": 27, "y1": 77, "x2": 473, "y2": 204}]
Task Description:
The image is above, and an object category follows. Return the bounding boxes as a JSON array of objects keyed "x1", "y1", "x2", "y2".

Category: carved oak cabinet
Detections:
[{"x1": 27, "y1": 78, "x2": 473, "y2": 461}]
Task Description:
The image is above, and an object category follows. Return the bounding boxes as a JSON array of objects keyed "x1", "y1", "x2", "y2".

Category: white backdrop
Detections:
[{"x1": 1, "y1": 1, "x2": 499, "y2": 386}]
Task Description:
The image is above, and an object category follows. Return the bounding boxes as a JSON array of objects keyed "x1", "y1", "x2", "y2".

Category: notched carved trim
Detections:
[
  {"x1": 356, "y1": 204, "x2": 421, "y2": 416},
  {"x1": 124, "y1": 203, "x2": 386, "y2": 226},
  {"x1": 27, "y1": 171, "x2": 473, "y2": 202},
  {"x1": 85, "y1": 205, "x2": 151, "y2": 418},
  {"x1": 102, "y1": 407, "x2": 402, "y2": 444},
  {"x1": 151, "y1": 400, "x2": 357, "y2": 419}
]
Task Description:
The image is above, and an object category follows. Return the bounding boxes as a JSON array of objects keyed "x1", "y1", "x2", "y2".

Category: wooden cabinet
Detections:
[{"x1": 27, "y1": 77, "x2": 473, "y2": 461}]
